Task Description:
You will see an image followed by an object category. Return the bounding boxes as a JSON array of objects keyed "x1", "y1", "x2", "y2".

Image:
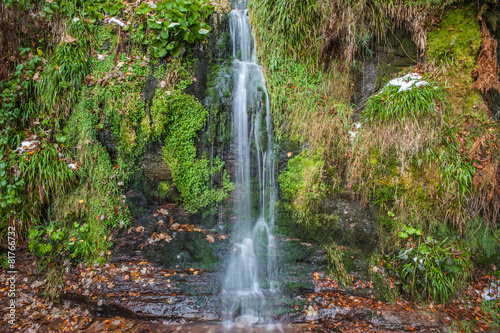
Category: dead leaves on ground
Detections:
[
  {"x1": 303, "y1": 272, "x2": 498, "y2": 332},
  {"x1": 129, "y1": 206, "x2": 228, "y2": 249}
]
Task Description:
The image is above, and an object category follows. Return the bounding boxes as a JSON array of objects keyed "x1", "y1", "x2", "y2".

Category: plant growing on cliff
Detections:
[
  {"x1": 278, "y1": 149, "x2": 326, "y2": 226},
  {"x1": 386, "y1": 225, "x2": 472, "y2": 304},
  {"x1": 154, "y1": 90, "x2": 233, "y2": 213},
  {"x1": 132, "y1": 0, "x2": 214, "y2": 58},
  {"x1": 324, "y1": 240, "x2": 351, "y2": 287},
  {"x1": 362, "y1": 74, "x2": 447, "y2": 125}
]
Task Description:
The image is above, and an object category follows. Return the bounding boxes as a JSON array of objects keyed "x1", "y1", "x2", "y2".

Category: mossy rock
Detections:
[
  {"x1": 427, "y1": 7, "x2": 481, "y2": 75},
  {"x1": 146, "y1": 230, "x2": 229, "y2": 271}
]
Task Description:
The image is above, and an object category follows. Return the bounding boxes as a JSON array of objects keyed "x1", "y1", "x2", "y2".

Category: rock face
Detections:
[
  {"x1": 98, "y1": 129, "x2": 119, "y2": 161},
  {"x1": 328, "y1": 195, "x2": 378, "y2": 252},
  {"x1": 125, "y1": 190, "x2": 148, "y2": 209},
  {"x1": 354, "y1": 28, "x2": 418, "y2": 108},
  {"x1": 142, "y1": 144, "x2": 171, "y2": 182},
  {"x1": 61, "y1": 205, "x2": 321, "y2": 323}
]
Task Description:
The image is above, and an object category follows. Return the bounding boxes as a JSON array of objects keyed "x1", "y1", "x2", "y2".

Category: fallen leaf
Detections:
[{"x1": 62, "y1": 34, "x2": 77, "y2": 44}]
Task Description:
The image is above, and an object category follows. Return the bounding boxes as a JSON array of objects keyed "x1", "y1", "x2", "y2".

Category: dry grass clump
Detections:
[
  {"x1": 348, "y1": 119, "x2": 440, "y2": 197},
  {"x1": 469, "y1": 132, "x2": 500, "y2": 227},
  {"x1": 319, "y1": 0, "x2": 451, "y2": 69},
  {"x1": 471, "y1": 19, "x2": 500, "y2": 94}
]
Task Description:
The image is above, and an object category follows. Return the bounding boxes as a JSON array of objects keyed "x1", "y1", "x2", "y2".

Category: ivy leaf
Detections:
[
  {"x1": 152, "y1": 38, "x2": 167, "y2": 48},
  {"x1": 147, "y1": 19, "x2": 162, "y2": 30},
  {"x1": 156, "y1": 48, "x2": 168, "y2": 58},
  {"x1": 137, "y1": 3, "x2": 152, "y2": 15},
  {"x1": 198, "y1": 28, "x2": 209, "y2": 35},
  {"x1": 170, "y1": 45, "x2": 183, "y2": 57},
  {"x1": 399, "y1": 232, "x2": 409, "y2": 239},
  {"x1": 167, "y1": 22, "x2": 181, "y2": 29}
]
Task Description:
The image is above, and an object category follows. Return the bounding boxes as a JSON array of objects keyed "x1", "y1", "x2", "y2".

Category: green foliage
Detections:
[
  {"x1": 132, "y1": 0, "x2": 214, "y2": 58},
  {"x1": 249, "y1": 0, "x2": 322, "y2": 62},
  {"x1": 154, "y1": 90, "x2": 233, "y2": 213},
  {"x1": 19, "y1": 144, "x2": 76, "y2": 202},
  {"x1": 427, "y1": 8, "x2": 481, "y2": 69},
  {"x1": 39, "y1": 0, "x2": 125, "y2": 21},
  {"x1": 0, "y1": 47, "x2": 42, "y2": 128},
  {"x1": 38, "y1": 19, "x2": 96, "y2": 120},
  {"x1": 324, "y1": 241, "x2": 351, "y2": 287},
  {"x1": 481, "y1": 298, "x2": 500, "y2": 329},
  {"x1": 0, "y1": 18, "x2": 95, "y2": 240},
  {"x1": 86, "y1": 49, "x2": 232, "y2": 213},
  {"x1": 0, "y1": 253, "x2": 9, "y2": 269},
  {"x1": 29, "y1": 218, "x2": 115, "y2": 265},
  {"x1": 27, "y1": 89, "x2": 133, "y2": 267},
  {"x1": 387, "y1": 225, "x2": 473, "y2": 304},
  {"x1": 459, "y1": 218, "x2": 500, "y2": 269},
  {"x1": 363, "y1": 76, "x2": 448, "y2": 124},
  {"x1": 278, "y1": 149, "x2": 325, "y2": 225}
]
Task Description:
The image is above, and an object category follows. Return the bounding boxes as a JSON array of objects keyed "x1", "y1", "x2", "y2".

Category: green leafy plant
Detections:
[
  {"x1": 324, "y1": 240, "x2": 351, "y2": 287},
  {"x1": 155, "y1": 90, "x2": 233, "y2": 213},
  {"x1": 387, "y1": 225, "x2": 473, "y2": 304},
  {"x1": 132, "y1": 0, "x2": 214, "y2": 58},
  {"x1": 362, "y1": 75, "x2": 447, "y2": 125}
]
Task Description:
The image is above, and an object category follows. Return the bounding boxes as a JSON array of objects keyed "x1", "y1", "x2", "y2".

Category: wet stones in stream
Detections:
[{"x1": 60, "y1": 204, "x2": 324, "y2": 323}]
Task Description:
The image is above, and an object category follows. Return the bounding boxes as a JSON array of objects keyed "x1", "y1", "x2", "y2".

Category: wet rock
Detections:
[
  {"x1": 142, "y1": 75, "x2": 158, "y2": 103},
  {"x1": 320, "y1": 194, "x2": 377, "y2": 252},
  {"x1": 61, "y1": 206, "x2": 321, "y2": 324},
  {"x1": 97, "y1": 129, "x2": 119, "y2": 161},
  {"x1": 126, "y1": 190, "x2": 148, "y2": 209},
  {"x1": 353, "y1": 28, "x2": 418, "y2": 108},
  {"x1": 369, "y1": 309, "x2": 443, "y2": 331},
  {"x1": 142, "y1": 146, "x2": 171, "y2": 181}
]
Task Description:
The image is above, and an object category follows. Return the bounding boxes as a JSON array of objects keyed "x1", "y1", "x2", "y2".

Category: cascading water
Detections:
[{"x1": 221, "y1": 0, "x2": 277, "y2": 324}]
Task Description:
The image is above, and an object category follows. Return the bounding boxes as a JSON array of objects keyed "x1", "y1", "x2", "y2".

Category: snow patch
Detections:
[
  {"x1": 388, "y1": 73, "x2": 428, "y2": 92},
  {"x1": 16, "y1": 139, "x2": 40, "y2": 154},
  {"x1": 348, "y1": 122, "x2": 362, "y2": 141},
  {"x1": 108, "y1": 17, "x2": 127, "y2": 28}
]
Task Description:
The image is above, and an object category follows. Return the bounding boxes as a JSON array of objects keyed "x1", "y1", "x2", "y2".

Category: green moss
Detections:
[
  {"x1": 278, "y1": 149, "x2": 326, "y2": 225},
  {"x1": 427, "y1": 7, "x2": 481, "y2": 75}
]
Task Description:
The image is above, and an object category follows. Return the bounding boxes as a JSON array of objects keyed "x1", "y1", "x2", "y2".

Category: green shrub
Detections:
[
  {"x1": 156, "y1": 90, "x2": 233, "y2": 213},
  {"x1": 363, "y1": 74, "x2": 447, "y2": 124},
  {"x1": 387, "y1": 225, "x2": 473, "y2": 304},
  {"x1": 132, "y1": 0, "x2": 214, "y2": 58}
]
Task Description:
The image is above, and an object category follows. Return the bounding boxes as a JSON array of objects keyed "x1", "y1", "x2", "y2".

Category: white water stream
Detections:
[{"x1": 221, "y1": 0, "x2": 278, "y2": 324}]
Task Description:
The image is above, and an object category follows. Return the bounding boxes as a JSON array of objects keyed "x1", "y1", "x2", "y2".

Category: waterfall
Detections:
[{"x1": 221, "y1": 0, "x2": 277, "y2": 324}]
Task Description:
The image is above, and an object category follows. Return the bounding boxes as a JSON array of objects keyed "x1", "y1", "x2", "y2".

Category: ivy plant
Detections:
[{"x1": 132, "y1": 0, "x2": 214, "y2": 58}]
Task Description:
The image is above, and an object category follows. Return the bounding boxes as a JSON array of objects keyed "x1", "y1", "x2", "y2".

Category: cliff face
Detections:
[
  {"x1": 0, "y1": 0, "x2": 236, "y2": 290},
  {"x1": 1, "y1": 0, "x2": 500, "y2": 317},
  {"x1": 251, "y1": 0, "x2": 500, "y2": 304}
]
